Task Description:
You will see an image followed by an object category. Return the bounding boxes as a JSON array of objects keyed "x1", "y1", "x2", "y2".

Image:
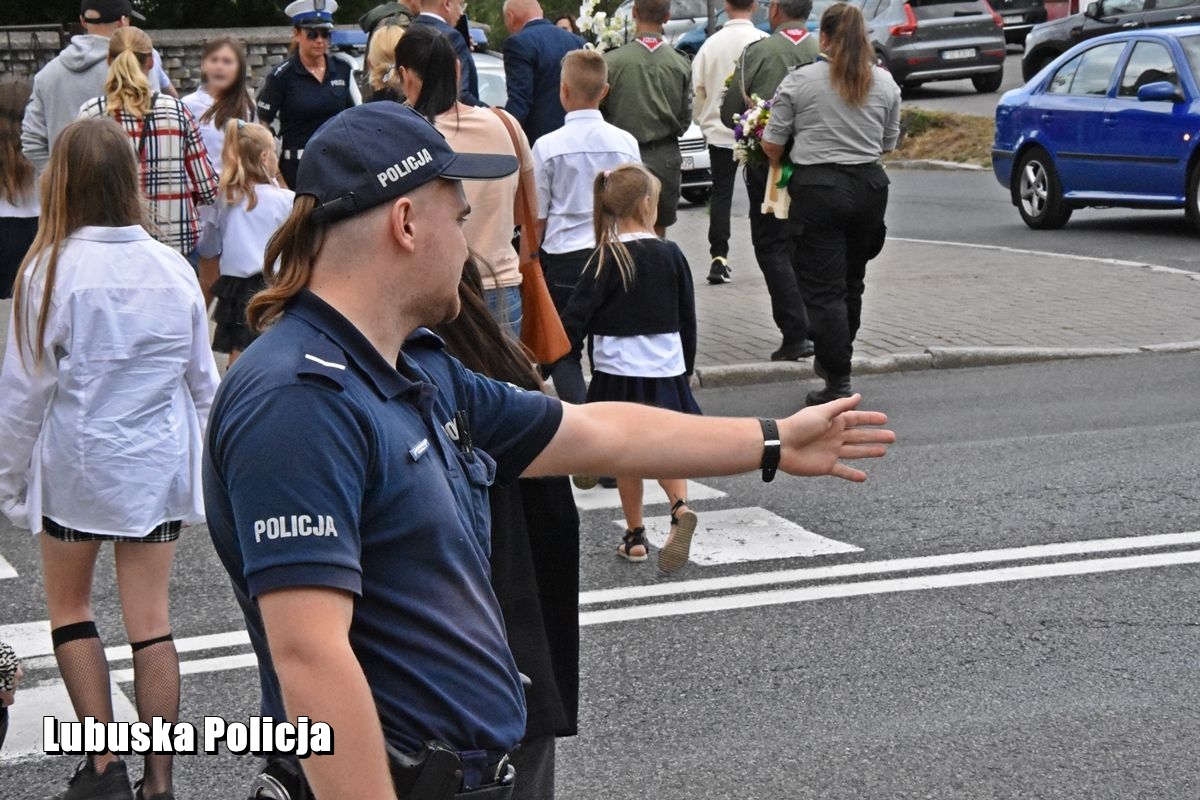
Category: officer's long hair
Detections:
[
  {"x1": 821, "y1": 4, "x2": 875, "y2": 107},
  {"x1": 587, "y1": 163, "x2": 661, "y2": 291},
  {"x1": 104, "y1": 27, "x2": 155, "y2": 118},
  {"x1": 248, "y1": 194, "x2": 321, "y2": 332},
  {"x1": 13, "y1": 118, "x2": 147, "y2": 365},
  {"x1": 434, "y1": 257, "x2": 542, "y2": 392}
]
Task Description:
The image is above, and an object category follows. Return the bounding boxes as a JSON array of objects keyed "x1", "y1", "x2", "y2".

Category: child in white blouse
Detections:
[{"x1": 197, "y1": 119, "x2": 294, "y2": 366}]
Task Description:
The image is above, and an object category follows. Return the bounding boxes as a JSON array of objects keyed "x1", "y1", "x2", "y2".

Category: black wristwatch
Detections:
[{"x1": 758, "y1": 419, "x2": 781, "y2": 483}]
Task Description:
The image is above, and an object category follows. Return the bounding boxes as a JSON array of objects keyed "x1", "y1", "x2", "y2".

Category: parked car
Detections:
[
  {"x1": 993, "y1": 27, "x2": 1200, "y2": 230},
  {"x1": 674, "y1": 6, "x2": 773, "y2": 59},
  {"x1": 852, "y1": 0, "x2": 1009, "y2": 92},
  {"x1": 991, "y1": 0, "x2": 1049, "y2": 44},
  {"x1": 1022, "y1": 0, "x2": 1200, "y2": 79},
  {"x1": 614, "y1": 0, "x2": 713, "y2": 44},
  {"x1": 473, "y1": 50, "x2": 509, "y2": 107}
]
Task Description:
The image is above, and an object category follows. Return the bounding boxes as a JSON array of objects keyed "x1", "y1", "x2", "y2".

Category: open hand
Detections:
[{"x1": 779, "y1": 394, "x2": 895, "y2": 481}]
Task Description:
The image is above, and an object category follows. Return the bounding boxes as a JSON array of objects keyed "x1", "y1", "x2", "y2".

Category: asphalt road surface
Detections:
[
  {"x1": 901, "y1": 50, "x2": 1027, "y2": 117},
  {"x1": 3, "y1": 353, "x2": 1198, "y2": 799}
]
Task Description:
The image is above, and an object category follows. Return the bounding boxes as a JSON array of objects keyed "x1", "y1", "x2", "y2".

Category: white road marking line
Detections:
[
  {"x1": 580, "y1": 530, "x2": 1200, "y2": 605},
  {"x1": 0, "y1": 553, "x2": 16, "y2": 580},
  {"x1": 110, "y1": 652, "x2": 258, "y2": 683},
  {"x1": 579, "y1": 548, "x2": 1200, "y2": 626},
  {"x1": 0, "y1": 678, "x2": 137, "y2": 764},
  {"x1": 626, "y1": 507, "x2": 861, "y2": 566},
  {"x1": 571, "y1": 479, "x2": 726, "y2": 512},
  {"x1": 0, "y1": 625, "x2": 251, "y2": 663},
  {"x1": 890, "y1": 236, "x2": 1200, "y2": 278}
]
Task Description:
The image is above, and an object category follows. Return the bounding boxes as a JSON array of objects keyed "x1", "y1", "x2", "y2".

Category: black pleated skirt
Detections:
[{"x1": 585, "y1": 370, "x2": 702, "y2": 415}]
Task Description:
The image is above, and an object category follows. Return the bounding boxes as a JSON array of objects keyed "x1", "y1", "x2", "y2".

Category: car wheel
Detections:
[
  {"x1": 1013, "y1": 148, "x2": 1071, "y2": 230},
  {"x1": 972, "y1": 71, "x2": 1004, "y2": 94},
  {"x1": 1185, "y1": 161, "x2": 1200, "y2": 234},
  {"x1": 681, "y1": 187, "x2": 712, "y2": 206}
]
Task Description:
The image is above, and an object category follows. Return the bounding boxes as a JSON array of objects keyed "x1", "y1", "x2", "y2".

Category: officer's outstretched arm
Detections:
[{"x1": 525, "y1": 394, "x2": 894, "y2": 483}]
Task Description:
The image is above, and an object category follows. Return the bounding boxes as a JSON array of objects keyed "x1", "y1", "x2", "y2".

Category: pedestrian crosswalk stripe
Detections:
[
  {"x1": 617, "y1": 506, "x2": 862, "y2": 566},
  {"x1": 571, "y1": 479, "x2": 726, "y2": 512},
  {"x1": 0, "y1": 553, "x2": 16, "y2": 580},
  {"x1": 0, "y1": 679, "x2": 137, "y2": 764}
]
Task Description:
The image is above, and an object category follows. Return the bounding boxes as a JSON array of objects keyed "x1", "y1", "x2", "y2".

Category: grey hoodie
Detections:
[{"x1": 21, "y1": 34, "x2": 111, "y2": 172}]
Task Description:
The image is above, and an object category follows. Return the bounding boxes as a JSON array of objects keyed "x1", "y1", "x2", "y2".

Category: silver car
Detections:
[{"x1": 853, "y1": 0, "x2": 1009, "y2": 92}]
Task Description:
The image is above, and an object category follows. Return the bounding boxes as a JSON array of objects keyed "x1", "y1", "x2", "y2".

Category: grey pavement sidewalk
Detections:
[{"x1": 669, "y1": 202, "x2": 1200, "y2": 385}]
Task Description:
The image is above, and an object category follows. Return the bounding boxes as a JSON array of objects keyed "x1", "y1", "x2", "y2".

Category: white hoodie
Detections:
[{"x1": 21, "y1": 34, "x2": 110, "y2": 172}]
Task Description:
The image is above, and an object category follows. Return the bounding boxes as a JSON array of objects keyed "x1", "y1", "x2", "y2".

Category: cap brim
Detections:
[
  {"x1": 296, "y1": 20, "x2": 334, "y2": 28},
  {"x1": 441, "y1": 153, "x2": 519, "y2": 182},
  {"x1": 130, "y1": 10, "x2": 146, "y2": 20}
]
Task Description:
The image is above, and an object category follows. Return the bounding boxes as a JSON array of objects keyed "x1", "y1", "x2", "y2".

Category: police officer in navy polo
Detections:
[
  {"x1": 203, "y1": 102, "x2": 894, "y2": 799},
  {"x1": 257, "y1": 0, "x2": 355, "y2": 187}
]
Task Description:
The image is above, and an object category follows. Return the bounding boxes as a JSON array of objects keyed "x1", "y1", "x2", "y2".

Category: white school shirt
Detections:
[
  {"x1": 532, "y1": 109, "x2": 641, "y2": 254},
  {"x1": 197, "y1": 184, "x2": 295, "y2": 278},
  {"x1": 0, "y1": 225, "x2": 220, "y2": 537},
  {"x1": 691, "y1": 19, "x2": 767, "y2": 148},
  {"x1": 181, "y1": 88, "x2": 258, "y2": 177},
  {"x1": 592, "y1": 232, "x2": 686, "y2": 379}
]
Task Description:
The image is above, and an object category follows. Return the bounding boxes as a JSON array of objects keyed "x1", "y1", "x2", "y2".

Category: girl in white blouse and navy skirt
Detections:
[
  {"x1": 0, "y1": 117, "x2": 219, "y2": 800},
  {"x1": 560, "y1": 164, "x2": 701, "y2": 574}
]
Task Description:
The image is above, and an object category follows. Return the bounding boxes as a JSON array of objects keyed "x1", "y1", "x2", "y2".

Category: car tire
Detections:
[
  {"x1": 972, "y1": 71, "x2": 1004, "y2": 94},
  {"x1": 1185, "y1": 161, "x2": 1200, "y2": 234},
  {"x1": 1013, "y1": 147, "x2": 1072, "y2": 230},
  {"x1": 681, "y1": 187, "x2": 712, "y2": 206}
]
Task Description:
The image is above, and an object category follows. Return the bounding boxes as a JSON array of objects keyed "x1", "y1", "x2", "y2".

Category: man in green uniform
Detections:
[
  {"x1": 722, "y1": 0, "x2": 819, "y2": 363},
  {"x1": 602, "y1": 0, "x2": 692, "y2": 235}
]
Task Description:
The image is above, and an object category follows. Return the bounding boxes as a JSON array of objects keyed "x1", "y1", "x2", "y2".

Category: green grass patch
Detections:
[{"x1": 885, "y1": 107, "x2": 996, "y2": 168}]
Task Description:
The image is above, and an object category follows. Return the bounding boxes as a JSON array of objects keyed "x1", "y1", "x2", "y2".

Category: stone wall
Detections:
[{"x1": 0, "y1": 26, "x2": 326, "y2": 91}]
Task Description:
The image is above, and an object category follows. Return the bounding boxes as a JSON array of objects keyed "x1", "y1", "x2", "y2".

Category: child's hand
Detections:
[{"x1": 779, "y1": 395, "x2": 895, "y2": 482}]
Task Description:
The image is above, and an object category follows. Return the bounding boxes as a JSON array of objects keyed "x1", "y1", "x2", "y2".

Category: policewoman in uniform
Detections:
[
  {"x1": 762, "y1": 2, "x2": 900, "y2": 407},
  {"x1": 203, "y1": 102, "x2": 893, "y2": 800},
  {"x1": 721, "y1": 0, "x2": 819, "y2": 364},
  {"x1": 601, "y1": 0, "x2": 691, "y2": 236},
  {"x1": 257, "y1": 0, "x2": 355, "y2": 187}
]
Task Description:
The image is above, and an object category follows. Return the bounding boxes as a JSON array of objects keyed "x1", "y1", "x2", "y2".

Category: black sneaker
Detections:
[
  {"x1": 134, "y1": 781, "x2": 174, "y2": 800},
  {"x1": 706, "y1": 257, "x2": 731, "y2": 284},
  {"x1": 770, "y1": 340, "x2": 815, "y2": 361},
  {"x1": 49, "y1": 760, "x2": 133, "y2": 800}
]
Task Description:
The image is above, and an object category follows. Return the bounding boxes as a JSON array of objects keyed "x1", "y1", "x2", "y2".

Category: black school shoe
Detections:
[
  {"x1": 771, "y1": 340, "x2": 815, "y2": 361},
  {"x1": 134, "y1": 781, "x2": 174, "y2": 800},
  {"x1": 706, "y1": 257, "x2": 731, "y2": 284},
  {"x1": 49, "y1": 760, "x2": 133, "y2": 800}
]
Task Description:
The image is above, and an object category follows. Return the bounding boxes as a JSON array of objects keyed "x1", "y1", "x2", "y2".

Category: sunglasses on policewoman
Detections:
[{"x1": 305, "y1": 28, "x2": 332, "y2": 40}]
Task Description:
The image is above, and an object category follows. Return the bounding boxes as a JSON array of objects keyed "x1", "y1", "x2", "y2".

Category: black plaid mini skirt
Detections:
[{"x1": 42, "y1": 518, "x2": 182, "y2": 543}]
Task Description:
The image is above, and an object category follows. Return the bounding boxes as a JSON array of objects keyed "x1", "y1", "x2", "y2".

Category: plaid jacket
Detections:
[{"x1": 80, "y1": 93, "x2": 219, "y2": 255}]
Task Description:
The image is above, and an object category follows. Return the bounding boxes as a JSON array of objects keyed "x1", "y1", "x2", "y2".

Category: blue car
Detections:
[{"x1": 994, "y1": 26, "x2": 1200, "y2": 231}]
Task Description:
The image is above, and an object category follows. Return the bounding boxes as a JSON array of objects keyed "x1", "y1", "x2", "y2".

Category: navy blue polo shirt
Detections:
[
  {"x1": 256, "y1": 54, "x2": 354, "y2": 153},
  {"x1": 203, "y1": 290, "x2": 563, "y2": 754}
]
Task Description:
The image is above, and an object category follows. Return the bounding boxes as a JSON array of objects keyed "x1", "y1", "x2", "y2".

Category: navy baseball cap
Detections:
[
  {"x1": 81, "y1": 0, "x2": 145, "y2": 23},
  {"x1": 297, "y1": 104, "x2": 518, "y2": 225}
]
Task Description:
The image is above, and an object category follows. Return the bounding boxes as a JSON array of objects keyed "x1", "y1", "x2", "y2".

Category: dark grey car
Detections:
[{"x1": 854, "y1": 0, "x2": 1009, "y2": 91}]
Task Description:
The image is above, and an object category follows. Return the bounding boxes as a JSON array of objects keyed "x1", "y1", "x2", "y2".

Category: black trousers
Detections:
[
  {"x1": 707, "y1": 145, "x2": 738, "y2": 259},
  {"x1": 745, "y1": 163, "x2": 810, "y2": 347},
  {"x1": 787, "y1": 164, "x2": 889, "y2": 377},
  {"x1": 541, "y1": 248, "x2": 593, "y2": 404},
  {"x1": 279, "y1": 154, "x2": 300, "y2": 191}
]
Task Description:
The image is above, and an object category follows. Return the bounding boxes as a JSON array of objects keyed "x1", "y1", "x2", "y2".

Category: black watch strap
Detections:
[{"x1": 759, "y1": 418, "x2": 781, "y2": 483}]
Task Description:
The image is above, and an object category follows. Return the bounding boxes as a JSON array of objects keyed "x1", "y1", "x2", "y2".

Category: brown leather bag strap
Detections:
[{"x1": 489, "y1": 108, "x2": 538, "y2": 255}]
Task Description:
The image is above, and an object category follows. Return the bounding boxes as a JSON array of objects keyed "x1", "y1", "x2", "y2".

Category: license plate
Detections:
[
  {"x1": 1003, "y1": 13, "x2": 1023, "y2": 21},
  {"x1": 942, "y1": 48, "x2": 977, "y2": 60},
  {"x1": 681, "y1": 156, "x2": 694, "y2": 170}
]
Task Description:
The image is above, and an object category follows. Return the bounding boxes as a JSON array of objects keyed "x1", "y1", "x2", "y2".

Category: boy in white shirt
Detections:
[{"x1": 532, "y1": 49, "x2": 641, "y2": 404}]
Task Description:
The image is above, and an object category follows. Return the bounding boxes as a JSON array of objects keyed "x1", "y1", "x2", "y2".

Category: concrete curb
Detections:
[
  {"x1": 885, "y1": 159, "x2": 987, "y2": 172},
  {"x1": 694, "y1": 343, "x2": 1200, "y2": 389}
]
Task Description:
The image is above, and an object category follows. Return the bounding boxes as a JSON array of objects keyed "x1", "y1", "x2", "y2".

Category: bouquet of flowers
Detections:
[
  {"x1": 732, "y1": 95, "x2": 772, "y2": 168},
  {"x1": 733, "y1": 95, "x2": 791, "y2": 219},
  {"x1": 577, "y1": 0, "x2": 629, "y2": 52}
]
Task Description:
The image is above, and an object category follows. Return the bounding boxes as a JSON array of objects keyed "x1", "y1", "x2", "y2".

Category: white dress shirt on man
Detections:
[
  {"x1": 0, "y1": 225, "x2": 219, "y2": 537},
  {"x1": 692, "y1": 17, "x2": 768, "y2": 149}
]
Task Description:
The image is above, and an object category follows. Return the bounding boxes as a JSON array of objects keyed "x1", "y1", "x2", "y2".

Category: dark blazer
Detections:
[
  {"x1": 412, "y1": 13, "x2": 483, "y2": 106},
  {"x1": 502, "y1": 18, "x2": 584, "y2": 143}
]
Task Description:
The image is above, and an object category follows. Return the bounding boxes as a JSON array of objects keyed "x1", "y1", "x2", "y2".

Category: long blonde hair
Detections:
[
  {"x1": 13, "y1": 117, "x2": 147, "y2": 364},
  {"x1": 368, "y1": 24, "x2": 406, "y2": 92},
  {"x1": 588, "y1": 163, "x2": 660, "y2": 290},
  {"x1": 220, "y1": 120, "x2": 277, "y2": 211},
  {"x1": 105, "y1": 27, "x2": 155, "y2": 118},
  {"x1": 821, "y1": 4, "x2": 875, "y2": 107}
]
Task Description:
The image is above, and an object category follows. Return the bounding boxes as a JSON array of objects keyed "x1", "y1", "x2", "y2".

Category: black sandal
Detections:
[
  {"x1": 617, "y1": 527, "x2": 649, "y2": 563},
  {"x1": 658, "y1": 500, "x2": 697, "y2": 574}
]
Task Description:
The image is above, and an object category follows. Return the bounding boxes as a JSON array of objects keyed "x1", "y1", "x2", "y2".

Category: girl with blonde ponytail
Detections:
[
  {"x1": 559, "y1": 163, "x2": 702, "y2": 574},
  {"x1": 79, "y1": 27, "x2": 220, "y2": 257},
  {"x1": 195, "y1": 120, "x2": 294, "y2": 365}
]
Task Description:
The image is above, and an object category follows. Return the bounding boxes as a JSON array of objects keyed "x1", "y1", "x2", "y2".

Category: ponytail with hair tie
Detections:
[
  {"x1": 220, "y1": 120, "x2": 277, "y2": 211},
  {"x1": 104, "y1": 27, "x2": 155, "y2": 118}
]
